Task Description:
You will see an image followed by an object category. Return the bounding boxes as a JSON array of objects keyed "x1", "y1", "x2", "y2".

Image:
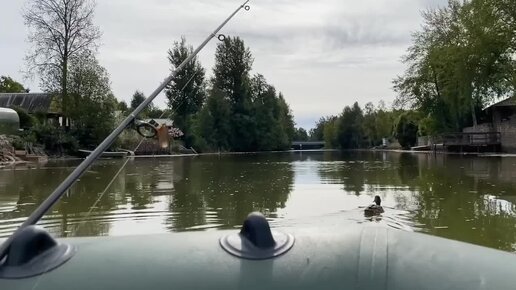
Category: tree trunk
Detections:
[
  {"x1": 470, "y1": 97, "x2": 478, "y2": 128},
  {"x1": 468, "y1": 82, "x2": 477, "y2": 128},
  {"x1": 62, "y1": 58, "x2": 68, "y2": 117}
]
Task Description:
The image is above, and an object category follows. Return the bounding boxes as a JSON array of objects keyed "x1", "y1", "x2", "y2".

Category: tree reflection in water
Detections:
[
  {"x1": 316, "y1": 151, "x2": 516, "y2": 252},
  {"x1": 1, "y1": 152, "x2": 516, "y2": 252}
]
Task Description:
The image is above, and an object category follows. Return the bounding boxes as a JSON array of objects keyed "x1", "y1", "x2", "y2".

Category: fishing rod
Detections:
[{"x1": 0, "y1": 0, "x2": 251, "y2": 260}]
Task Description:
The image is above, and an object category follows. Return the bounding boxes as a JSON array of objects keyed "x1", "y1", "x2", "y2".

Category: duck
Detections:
[{"x1": 364, "y1": 195, "x2": 384, "y2": 215}]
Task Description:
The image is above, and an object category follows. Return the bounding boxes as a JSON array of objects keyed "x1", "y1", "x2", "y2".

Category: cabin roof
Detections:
[
  {"x1": 485, "y1": 97, "x2": 516, "y2": 110},
  {"x1": 0, "y1": 93, "x2": 57, "y2": 114}
]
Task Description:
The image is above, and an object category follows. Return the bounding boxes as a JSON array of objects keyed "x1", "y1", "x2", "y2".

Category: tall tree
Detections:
[
  {"x1": 23, "y1": 0, "x2": 101, "y2": 116},
  {"x1": 165, "y1": 37, "x2": 206, "y2": 125},
  {"x1": 293, "y1": 128, "x2": 309, "y2": 141},
  {"x1": 67, "y1": 52, "x2": 116, "y2": 147},
  {"x1": 336, "y1": 102, "x2": 364, "y2": 149},
  {"x1": 165, "y1": 37, "x2": 206, "y2": 147},
  {"x1": 212, "y1": 36, "x2": 254, "y2": 151},
  {"x1": 193, "y1": 87, "x2": 231, "y2": 151},
  {"x1": 129, "y1": 90, "x2": 159, "y2": 118},
  {"x1": 0, "y1": 76, "x2": 26, "y2": 93},
  {"x1": 394, "y1": 0, "x2": 515, "y2": 132},
  {"x1": 310, "y1": 117, "x2": 329, "y2": 141},
  {"x1": 130, "y1": 91, "x2": 146, "y2": 111}
]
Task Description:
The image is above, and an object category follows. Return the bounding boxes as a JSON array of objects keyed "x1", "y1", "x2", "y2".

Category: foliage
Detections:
[
  {"x1": 193, "y1": 37, "x2": 294, "y2": 152},
  {"x1": 165, "y1": 37, "x2": 206, "y2": 147},
  {"x1": 319, "y1": 101, "x2": 401, "y2": 149},
  {"x1": 67, "y1": 52, "x2": 116, "y2": 148},
  {"x1": 0, "y1": 76, "x2": 26, "y2": 93},
  {"x1": 193, "y1": 87, "x2": 231, "y2": 151},
  {"x1": 394, "y1": 0, "x2": 516, "y2": 132},
  {"x1": 293, "y1": 128, "x2": 309, "y2": 141},
  {"x1": 309, "y1": 117, "x2": 328, "y2": 141},
  {"x1": 32, "y1": 123, "x2": 78, "y2": 154},
  {"x1": 24, "y1": 0, "x2": 101, "y2": 116},
  {"x1": 336, "y1": 102, "x2": 364, "y2": 149},
  {"x1": 10, "y1": 106, "x2": 37, "y2": 129},
  {"x1": 130, "y1": 91, "x2": 145, "y2": 111},
  {"x1": 129, "y1": 90, "x2": 163, "y2": 119},
  {"x1": 117, "y1": 101, "x2": 128, "y2": 112},
  {"x1": 323, "y1": 116, "x2": 339, "y2": 148},
  {"x1": 394, "y1": 112, "x2": 420, "y2": 149}
]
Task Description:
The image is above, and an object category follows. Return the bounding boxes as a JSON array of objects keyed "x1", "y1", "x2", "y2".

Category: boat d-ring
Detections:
[{"x1": 134, "y1": 120, "x2": 158, "y2": 138}]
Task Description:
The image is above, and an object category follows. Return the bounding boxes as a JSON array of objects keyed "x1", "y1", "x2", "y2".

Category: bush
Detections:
[
  {"x1": 32, "y1": 123, "x2": 78, "y2": 155},
  {"x1": 11, "y1": 106, "x2": 37, "y2": 129},
  {"x1": 394, "y1": 112, "x2": 419, "y2": 149}
]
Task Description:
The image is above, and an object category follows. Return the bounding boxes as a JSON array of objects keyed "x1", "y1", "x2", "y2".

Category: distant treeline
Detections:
[
  {"x1": 305, "y1": 0, "x2": 515, "y2": 150},
  {"x1": 123, "y1": 36, "x2": 295, "y2": 152},
  {"x1": 301, "y1": 102, "x2": 410, "y2": 149}
]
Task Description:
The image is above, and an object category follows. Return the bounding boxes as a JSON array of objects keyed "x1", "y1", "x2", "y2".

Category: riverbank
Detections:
[
  {"x1": 40, "y1": 147, "x2": 516, "y2": 162},
  {"x1": 368, "y1": 148, "x2": 516, "y2": 158}
]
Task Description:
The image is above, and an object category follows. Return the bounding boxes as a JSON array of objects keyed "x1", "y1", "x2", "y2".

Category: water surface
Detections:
[{"x1": 1, "y1": 151, "x2": 515, "y2": 252}]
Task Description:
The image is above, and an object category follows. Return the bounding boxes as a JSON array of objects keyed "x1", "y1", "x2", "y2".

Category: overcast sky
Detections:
[{"x1": 1, "y1": 0, "x2": 447, "y2": 129}]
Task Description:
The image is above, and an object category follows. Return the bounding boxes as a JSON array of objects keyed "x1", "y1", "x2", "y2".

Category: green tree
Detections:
[
  {"x1": 0, "y1": 76, "x2": 26, "y2": 93},
  {"x1": 310, "y1": 117, "x2": 330, "y2": 141},
  {"x1": 11, "y1": 107, "x2": 36, "y2": 129},
  {"x1": 293, "y1": 128, "x2": 309, "y2": 141},
  {"x1": 165, "y1": 37, "x2": 206, "y2": 147},
  {"x1": 276, "y1": 93, "x2": 295, "y2": 148},
  {"x1": 191, "y1": 36, "x2": 295, "y2": 152},
  {"x1": 212, "y1": 36, "x2": 255, "y2": 151},
  {"x1": 394, "y1": 0, "x2": 515, "y2": 132},
  {"x1": 193, "y1": 87, "x2": 231, "y2": 151},
  {"x1": 129, "y1": 90, "x2": 159, "y2": 118},
  {"x1": 24, "y1": 0, "x2": 101, "y2": 116},
  {"x1": 67, "y1": 52, "x2": 116, "y2": 148},
  {"x1": 394, "y1": 112, "x2": 420, "y2": 149},
  {"x1": 363, "y1": 102, "x2": 379, "y2": 147},
  {"x1": 323, "y1": 116, "x2": 339, "y2": 148},
  {"x1": 117, "y1": 101, "x2": 128, "y2": 112},
  {"x1": 130, "y1": 91, "x2": 145, "y2": 110},
  {"x1": 336, "y1": 102, "x2": 364, "y2": 149}
]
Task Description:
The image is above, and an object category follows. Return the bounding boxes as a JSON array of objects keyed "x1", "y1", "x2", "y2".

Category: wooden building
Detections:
[{"x1": 0, "y1": 93, "x2": 65, "y2": 126}]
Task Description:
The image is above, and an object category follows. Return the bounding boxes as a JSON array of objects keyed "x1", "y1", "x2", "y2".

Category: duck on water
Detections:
[{"x1": 364, "y1": 195, "x2": 384, "y2": 216}]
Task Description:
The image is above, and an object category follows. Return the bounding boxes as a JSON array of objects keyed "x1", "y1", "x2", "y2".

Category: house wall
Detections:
[
  {"x1": 461, "y1": 108, "x2": 516, "y2": 153},
  {"x1": 493, "y1": 110, "x2": 516, "y2": 153},
  {"x1": 462, "y1": 123, "x2": 493, "y2": 133}
]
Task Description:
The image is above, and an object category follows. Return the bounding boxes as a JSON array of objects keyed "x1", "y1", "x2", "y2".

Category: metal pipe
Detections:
[{"x1": 0, "y1": 0, "x2": 251, "y2": 260}]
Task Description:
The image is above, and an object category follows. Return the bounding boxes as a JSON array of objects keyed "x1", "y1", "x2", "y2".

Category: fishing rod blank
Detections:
[{"x1": 0, "y1": 0, "x2": 251, "y2": 261}]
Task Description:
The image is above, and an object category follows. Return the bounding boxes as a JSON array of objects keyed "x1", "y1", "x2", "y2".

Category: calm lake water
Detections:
[{"x1": 1, "y1": 151, "x2": 516, "y2": 252}]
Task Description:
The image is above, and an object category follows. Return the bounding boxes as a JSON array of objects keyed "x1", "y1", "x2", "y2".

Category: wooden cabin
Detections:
[{"x1": 0, "y1": 93, "x2": 65, "y2": 126}]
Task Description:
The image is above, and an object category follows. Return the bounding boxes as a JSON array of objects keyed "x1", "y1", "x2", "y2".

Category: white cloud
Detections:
[{"x1": 1, "y1": 0, "x2": 447, "y2": 129}]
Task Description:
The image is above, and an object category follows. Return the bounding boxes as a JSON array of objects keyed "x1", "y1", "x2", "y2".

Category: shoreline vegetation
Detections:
[
  {"x1": 4, "y1": 146, "x2": 516, "y2": 170},
  {"x1": 1, "y1": 0, "x2": 514, "y2": 158}
]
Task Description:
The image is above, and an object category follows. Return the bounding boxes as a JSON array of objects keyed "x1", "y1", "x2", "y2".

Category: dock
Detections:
[{"x1": 442, "y1": 132, "x2": 501, "y2": 152}]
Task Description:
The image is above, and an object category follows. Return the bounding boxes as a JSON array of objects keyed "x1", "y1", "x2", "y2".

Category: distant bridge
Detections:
[{"x1": 291, "y1": 141, "x2": 325, "y2": 150}]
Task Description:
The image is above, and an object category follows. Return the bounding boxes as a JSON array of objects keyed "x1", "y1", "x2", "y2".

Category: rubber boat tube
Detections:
[{"x1": 1, "y1": 224, "x2": 515, "y2": 290}]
